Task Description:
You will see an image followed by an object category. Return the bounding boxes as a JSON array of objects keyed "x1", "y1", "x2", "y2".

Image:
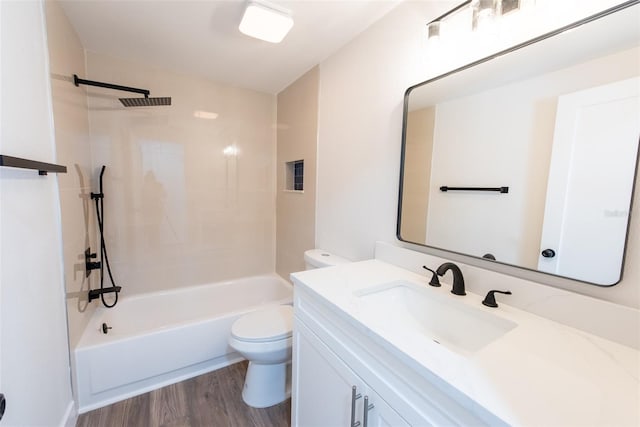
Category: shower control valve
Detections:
[{"x1": 85, "y1": 248, "x2": 102, "y2": 277}]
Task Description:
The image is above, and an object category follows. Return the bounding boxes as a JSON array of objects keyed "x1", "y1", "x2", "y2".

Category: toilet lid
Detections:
[{"x1": 231, "y1": 305, "x2": 293, "y2": 343}]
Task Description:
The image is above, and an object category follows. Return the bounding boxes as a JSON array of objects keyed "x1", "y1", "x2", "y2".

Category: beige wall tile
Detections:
[
  {"x1": 85, "y1": 52, "x2": 276, "y2": 295},
  {"x1": 401, "y1": 107, "x2": 435, "y2": 244},
  {"x1": 276, "y1": 67, "x2": 319, "y2": 280}
]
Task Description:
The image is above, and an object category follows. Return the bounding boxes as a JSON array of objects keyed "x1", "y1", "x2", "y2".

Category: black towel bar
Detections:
[
  {"x1": 0, "y1": 155, "x2": 67, "y2": 175},
  {"x1": 440, "y1": 186, "x2": 509, "y2": 193}
]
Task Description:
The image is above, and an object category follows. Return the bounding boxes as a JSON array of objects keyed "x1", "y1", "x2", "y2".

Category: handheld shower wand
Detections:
[{"x1": 88, "y1": 165, "x2": 122, "y2": 307}]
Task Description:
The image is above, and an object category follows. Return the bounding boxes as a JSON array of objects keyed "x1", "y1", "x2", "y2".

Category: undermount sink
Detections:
[{"x1": 355, "y1": 281, "x2": 517, "y2": 354}]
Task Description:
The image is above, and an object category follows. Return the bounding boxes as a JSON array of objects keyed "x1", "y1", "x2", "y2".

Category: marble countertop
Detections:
[{"x1": 291, "y1": 259, "x2": 640, "y2": 427}]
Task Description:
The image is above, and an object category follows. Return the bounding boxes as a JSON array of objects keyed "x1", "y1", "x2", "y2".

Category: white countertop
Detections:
[{"x1": 291, "y1": 259, "x2": 640, "y2": 427}]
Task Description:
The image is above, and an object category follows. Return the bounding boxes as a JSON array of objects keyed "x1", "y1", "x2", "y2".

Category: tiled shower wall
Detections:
[
  {"x1": 85, "y1": 52, "x2": 276, "y2": 296},
  {"x1": 48, "y1": 0, "x2": 278, "y2": 351}
]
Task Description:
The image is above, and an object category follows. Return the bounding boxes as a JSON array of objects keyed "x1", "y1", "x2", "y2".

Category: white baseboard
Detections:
[{"x1": 60, "y1": 401, "x2": 77, "y2": 427}]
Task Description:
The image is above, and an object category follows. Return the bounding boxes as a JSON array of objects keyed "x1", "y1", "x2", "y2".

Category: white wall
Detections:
[
  {"x1": 0, "y1": 1, "x2": 74, "y2": 425},
  {"x1": 317, "y1": 1, "x2": 448, "y2": 260},
  {"x1": 316, "y1": 0, "x2": 640, "y2": 309}
]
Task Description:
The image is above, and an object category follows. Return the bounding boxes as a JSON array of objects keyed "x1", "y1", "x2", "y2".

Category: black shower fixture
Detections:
[
  {"x1": 73, "y1": 74, "x2": 172, "y2": 107},
  {"x1": 88, "y1": 165, "x2": 123, "y2": 308},
  {"x1": 119, "y1": 97, "x2": 171, "y2": 107}
]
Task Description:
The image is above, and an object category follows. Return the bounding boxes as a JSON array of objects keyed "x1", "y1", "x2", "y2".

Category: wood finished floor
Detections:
[{"x1": 76, "y1": 361, "x2": 291, "y2": 427}]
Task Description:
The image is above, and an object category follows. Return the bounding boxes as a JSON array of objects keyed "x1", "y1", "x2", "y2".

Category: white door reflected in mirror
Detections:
[{"x1": 538, "y1": 77, "x2": 640, "y2": 284}]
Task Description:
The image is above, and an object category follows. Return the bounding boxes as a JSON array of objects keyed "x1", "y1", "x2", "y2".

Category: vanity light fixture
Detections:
[
  {"x1": 427, "y1": 21, "x2": 441, "y2": 41},
  {"x1": 473, "y1": 0, "x2": 496, "y2": 16},
  {"x1": 501, "y1": 0, "x2": 521, "y2": 15},
  {"x1": 425, "y1": 0, "x2": 525, "y2": 43},
  {"x1": 424, "y1": 0, "x2": 469, "y2": 42},
  {"x1": 239, "y1": 0, "x2": 293, "y2": 43},
  {"x1": 472, "y1": 0, "x2": 498, "y2": 31}
]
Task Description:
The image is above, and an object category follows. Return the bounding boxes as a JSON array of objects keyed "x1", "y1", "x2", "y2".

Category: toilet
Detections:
[
  {"x1": 228, "y1": 249, "x2": 349, "y2": 408},
  {"x1": 303, "y1": 249, "x2": 350, "y2": 271}
]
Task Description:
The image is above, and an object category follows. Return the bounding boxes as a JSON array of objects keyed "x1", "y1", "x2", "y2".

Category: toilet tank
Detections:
[{"x1": 304, "y1": 249, "x2": 350, "y2": 270}]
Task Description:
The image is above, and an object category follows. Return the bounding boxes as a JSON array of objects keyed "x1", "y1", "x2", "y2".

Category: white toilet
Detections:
[{"x1": 228, "y1": 249, "x2": 349, "y2": 408}]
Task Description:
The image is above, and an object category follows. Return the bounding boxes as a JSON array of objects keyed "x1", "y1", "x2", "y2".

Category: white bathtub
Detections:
[{"x1": 73, "y1": 274, "x2": 292, "y2": 413}]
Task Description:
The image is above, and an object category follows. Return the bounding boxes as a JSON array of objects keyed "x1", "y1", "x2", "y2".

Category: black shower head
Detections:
[
  {"x1": 73, "y1": 74, "x2": 172, "y2": 108},
  {"x1": 119, "y1": 97, "x2": 172, "y2": 107}
]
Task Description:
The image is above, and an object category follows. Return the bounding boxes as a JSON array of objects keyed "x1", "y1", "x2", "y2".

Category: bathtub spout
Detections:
[{"x1": 88, "y1": 286, "x2": 121, "y2": 302}]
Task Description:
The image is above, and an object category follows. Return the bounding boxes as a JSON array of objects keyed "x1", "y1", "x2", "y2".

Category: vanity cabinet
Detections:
[
  {"x1": 293, "y1": 319, "x2": 410, "y2": 427},
  {"x1": 291, "y1": 285, "x2": 502, "y2": 427}
]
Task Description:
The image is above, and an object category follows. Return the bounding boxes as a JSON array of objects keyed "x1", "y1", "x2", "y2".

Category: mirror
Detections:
[{"x1": 398, "y1": 2, "x2": 640, "y2": 286}]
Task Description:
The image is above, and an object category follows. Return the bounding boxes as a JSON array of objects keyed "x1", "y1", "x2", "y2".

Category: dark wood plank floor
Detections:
[{"x1": 76, "y1": 361, "x2": 291, "y2": 427}]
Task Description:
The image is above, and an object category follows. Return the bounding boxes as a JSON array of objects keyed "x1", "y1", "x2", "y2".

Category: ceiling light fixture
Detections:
[{"x1": 239, "y1": 1, "x2": 293, "y2": 43}]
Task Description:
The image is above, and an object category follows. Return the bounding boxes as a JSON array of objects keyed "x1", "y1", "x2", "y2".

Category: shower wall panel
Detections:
[{"x1": 86, "y1": 52, "x2": 276, "y2": 295}]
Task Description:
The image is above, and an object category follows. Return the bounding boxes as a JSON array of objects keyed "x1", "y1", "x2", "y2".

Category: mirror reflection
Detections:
[{"x1": 398, "y1": 3, "x2": 640, "y2": 286}]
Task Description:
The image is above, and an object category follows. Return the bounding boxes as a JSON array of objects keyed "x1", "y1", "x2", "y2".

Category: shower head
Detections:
[
  {"x1": 119, "y1": 96, "x2": 172, "y2": 107},
  {"x1": 74, "y1": 75, "x2": 172, "y2": 107}
]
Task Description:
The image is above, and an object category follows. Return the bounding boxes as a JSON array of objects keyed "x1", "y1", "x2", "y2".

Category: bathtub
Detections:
[{"x1": 73, "y1": 274, "x2": 292, "y2": 413}]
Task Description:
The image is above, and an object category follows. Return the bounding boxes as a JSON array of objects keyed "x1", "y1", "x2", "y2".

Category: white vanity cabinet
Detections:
[
  {"x1": 291, "y1": 285, "x2": 502, "y2": 427},
  {"x1": 293, "y1": 319, "x2": 410, "y2": 427},
  {"x1": 292, "y1": 258, "x2": 640, "y2": 426}
]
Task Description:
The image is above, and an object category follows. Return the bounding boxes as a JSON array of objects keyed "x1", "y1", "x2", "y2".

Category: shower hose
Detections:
[{"x1": 94, "y1": 165, "x2": 120, "y2": 308}]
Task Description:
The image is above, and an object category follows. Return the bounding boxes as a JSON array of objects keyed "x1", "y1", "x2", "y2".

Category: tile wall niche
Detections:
[{"x1": 85, "y1": 52, "x2": 277, "y2": 295}]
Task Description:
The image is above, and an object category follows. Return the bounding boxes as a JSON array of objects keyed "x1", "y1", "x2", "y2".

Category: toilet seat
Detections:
[{"x1": 231, "y1": 305, "x2": 293, "y2": 343}]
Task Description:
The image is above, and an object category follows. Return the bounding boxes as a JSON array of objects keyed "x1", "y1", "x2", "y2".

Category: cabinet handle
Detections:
[
  {"x1": 351, "y1": 386, "x2": 362, "y2": 427},
  {"x1": 363, "y1": 395, "x2": 374, "y2": 427}
]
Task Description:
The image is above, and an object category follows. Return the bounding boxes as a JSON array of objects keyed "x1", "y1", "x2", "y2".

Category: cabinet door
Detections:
[
  {"x1": 293, "y1": 320, "x2": 357, "y2": 426},
  {"x1": 292, "y1": 318, "x2": 410, "y2": 427}
]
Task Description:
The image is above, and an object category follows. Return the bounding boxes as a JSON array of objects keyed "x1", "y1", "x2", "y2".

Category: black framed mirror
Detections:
[{"x1": 397, "y1": 1, "x2": 640, "y2": 286}]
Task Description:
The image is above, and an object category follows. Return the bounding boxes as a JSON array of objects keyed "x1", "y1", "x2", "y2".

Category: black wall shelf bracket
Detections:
[
  {"x1": 0, "y1": 155, "x2": 67, "y2": 176},
  {"x1": 440, "y1": 186, "x2": 509, "y2": 193}
]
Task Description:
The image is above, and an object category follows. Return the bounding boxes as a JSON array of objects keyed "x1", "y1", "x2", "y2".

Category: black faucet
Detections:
[
  {"x1": 482, "y1": 290, "x2": 512, "y2": 308},
  {"x1": 436, "y1": 262, "x2": 466, "y2": 296},
  {"x1": 422, "y1": 266, "x2": 441, "y2": 287}
]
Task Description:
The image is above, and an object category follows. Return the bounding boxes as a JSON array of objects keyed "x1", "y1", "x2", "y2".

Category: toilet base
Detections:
[{"x1": 242, "y1": 360, "x2": 291, "y2": 408}]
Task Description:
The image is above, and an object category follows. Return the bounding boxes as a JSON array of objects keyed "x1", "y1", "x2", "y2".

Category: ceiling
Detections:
[{"x1": 59, "y1": 0, "x2": 404, "y2": 94}]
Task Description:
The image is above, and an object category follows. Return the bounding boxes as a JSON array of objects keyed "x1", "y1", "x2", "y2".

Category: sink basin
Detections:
[{"x1": 355, "y1": 281, "x2": 517, "y2": 354}]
